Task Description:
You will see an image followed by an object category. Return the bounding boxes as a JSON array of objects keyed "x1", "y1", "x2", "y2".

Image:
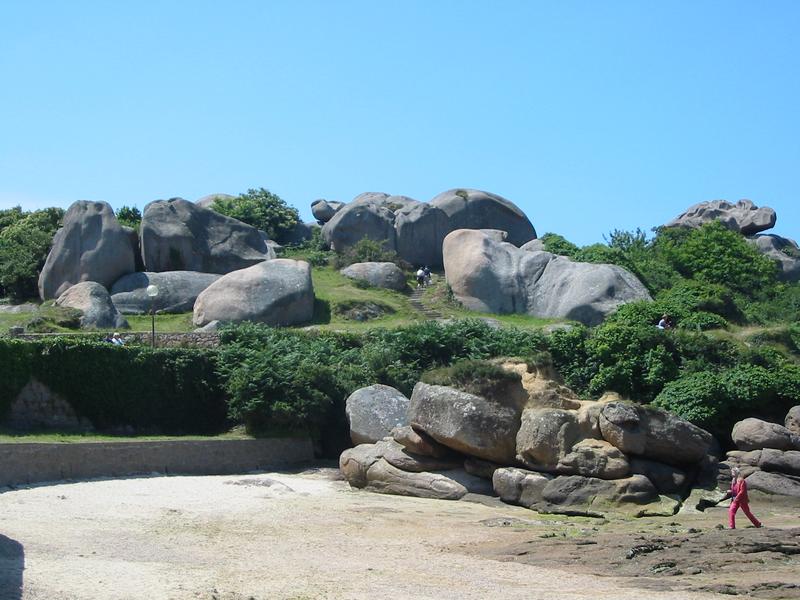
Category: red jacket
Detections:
[{"x1": 730, "y1": 478, "x2": 749, "y2": 504}]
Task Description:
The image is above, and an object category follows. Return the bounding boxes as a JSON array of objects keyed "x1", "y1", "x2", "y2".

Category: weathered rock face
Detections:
[
  {"x1": 629, "y1": 458, "x2": 688, "y2": 495},
  {"x1": 540, "y1": 474, "x2": 658, "y2": 512},
  {"x1": 279, "y1": 221, "x2": 316, "y2": 246},
  {"x1": 732, "y1": 418, "x2": 800, "y2": 452},
  {"x1": 122, "y1": 226, "x2": 145, "y2": 272},
  {"x1": 338, "y1": 440, "x2": 489, "y2": 500},
  {"x1": 443, "y1": 229, "x2": 651, "y2": 326},
  {"x1": 195, "y1": 193, "x2": 235, "y2": 210},
  {"x1": 311, "y1": 199, "x2": 345, "y2": 223},
  {"x1": 748, "y1": 235, "x2": 800, "y2": 282},
  {"x1": 340, "y1": 262, "x2": 407, "y2": 291},
  {"x1": 322, "y1": 195, "x2": 397, "y2": 253},
  {"x1": 665, "y1": 199, "x2": 776, "y2": 235},
  {"x1": 39, "y1": 201, "x2": 135, "y2": 300},
  {"x1": 599, "y1": 402, "x2": 713, "y2": 465},
  {"x1": 192, "y1": 259, "x2": 314, "y2": 327},
  {"x1": 493, "y1": 467, "x2": 553, "y2": 508},
  {"x1": 141, "y1": 198, "x2": 272, "y2": 274},
  {"x1": 556, "y1": 439, "x2": 630, "y2": 480},
  {"x1": 516, "y1": 408, "x2": 581, "y2": 470},
  {"x1": 391, "y1": 426, "x2": 454, "y2": 458},
  {"x1": 745, "y1": 470, "x2": 800, "y2": 498},
  {"x1": 429, "y1": 189, "x2": 536, "y2": 247},
  {"x1": 408, "y1": 382, "x2": 525, "y2": 464},
  {"x1": 378, "y1": 438, "x2": 462, "y2": 473},
  {"x1": 345, "y1": 385, "x2": 409, "y2": 445},
  {"x1": 55, "y1": 282, "x2": 128, "y2": 329},
  {"x1": 321, "y1": 189, "x2": 536, "y2": 268},
  {"x1": 110, "y1": 271, "x2": 222, "y2": 314},
  {"x1": 786, "y1": 406, "x2": 800, "y2": 436}
]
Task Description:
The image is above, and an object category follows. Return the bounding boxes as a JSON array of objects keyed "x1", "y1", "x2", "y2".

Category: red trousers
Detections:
[{"x1": 729, "y1": 500, "x2": 761, "y2": 529}]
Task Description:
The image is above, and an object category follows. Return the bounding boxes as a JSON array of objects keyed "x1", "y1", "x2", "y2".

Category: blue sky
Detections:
[{"x1": 1, "y1": 1, "x2": 798, "y2": 245}]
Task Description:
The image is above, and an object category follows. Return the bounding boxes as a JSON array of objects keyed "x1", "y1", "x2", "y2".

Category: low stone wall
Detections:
[
  {"x1": 0, "y1": 438, "x2": 314, "y2": 488},
  {"x1": 7, "y1": 331, "x2": 221, "y2": 348}
]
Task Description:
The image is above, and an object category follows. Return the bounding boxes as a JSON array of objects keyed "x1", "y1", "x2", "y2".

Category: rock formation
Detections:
[
  {"x1": 340, "y1": 362, "x2": 714, "y2": 517},
  {"x1": 55, "y1": 281, "x2": 129, "y2": 329},
  {"x1": 321, "y1": 189, "x2": 536, "y2": 267},
  {"x1": 110, "y1": 271, "x2": 222, "y2": 314},
  {"x1": 665, "y1": 199, "x2": 776, "y2": 235},
  {"x1": 38, "y1": 201, "x2": 136, "y2": 300},
  {"x1": 140, "y1": 198, "x2": 273, "y2": 274},
  {"x1": 311, "y1": 199, "x2": 345, "y2": 223},
  {"x1": 723, "y1": 410, "x2": 800, "y2": 498},
  {"x1": 443, "y1": 229, "x2": 651, "y2": 326},
  {"x1": 747, "y1": 234, "x2": 800, "y2": 282},
  {"x1": 345, "y1": 385, "x2": 410, "y2": 445},
  {"x1": 192, "y1": 259, "x2": 314, "y2": 327},
  {"x1": 339, "y1": 262, "x2": 407, "y2": 291}
]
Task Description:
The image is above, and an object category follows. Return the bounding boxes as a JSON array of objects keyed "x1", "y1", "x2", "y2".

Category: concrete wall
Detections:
[{"x1": 0, "y1": 438, "x2": 314, "y2": 488}]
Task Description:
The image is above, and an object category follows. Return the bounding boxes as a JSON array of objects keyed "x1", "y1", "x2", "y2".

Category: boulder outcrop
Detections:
[
  {"x1": 38, "y1": 201, "x2": 136, "y2": 300},
  {"x1": 345, "y1": 385, "x2": 410, "y2": 445},
  {"x1": 320, "y1": 189, "x2": 536, "y2": 267},
  {"x1": 141, "y1": 198, "x2": 272, "y2": 274},
  {"x1": 340, "y1": 262, "x2": 407, "y2": 291},
  {"x1": 341, "y1": 365, "x2": 715, "y2": 517},
  {"x1": 110, "y1": 271, "x2": 221, "y2": 314},
  {"x1": 722, "y1": 409, "x2": 800, "y2": 499},
  {"x1": 195, "y1": 193, "x2": 235, "y2": 210},
  {"x1": 55, "y1": 281, "x2": 128, "y2": 329},
  {"x1": 748, "y1": 235, "x2": 800, "y2": 282},
  {"x1": 192, "y1": 259, "x2": 314, "y2": 327},
  {"x1": 311, "y1": 199, "x2": 345, "y2": 223},
  {"x1": 665, "y1": 199, "x2": 776, "y2": 235},
  {"x1": 443, "y1": 229, "x2": 651, "y2": 326}
]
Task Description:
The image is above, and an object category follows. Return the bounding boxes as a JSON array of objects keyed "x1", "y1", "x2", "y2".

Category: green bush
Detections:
[
  {"x1": 332, "y1": 237, "x2": 406, "y2": 270},
  {"x1": 0, "y1": 339, "x2": 227, "y2": 433},
  {"x1": 0, "y1": 340, "x2": 35, "y2": 419},
  {"x1": 116, "y1": 205, "x2": 141, "y2": 230},
  {"x1": 213, "y1": 188, "x2": 300, "y2": 242},
  {"x1": 0, "y1": 208, "x2": 63, "y2": 300},
  {"x1": 421, "y1": 359, "x2": 521, "y2": 397}
]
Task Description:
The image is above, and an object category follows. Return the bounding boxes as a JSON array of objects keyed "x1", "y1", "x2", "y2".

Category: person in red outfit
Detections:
[{"x1": 726, "y1": 467, "x2": 762, "y2": 529}]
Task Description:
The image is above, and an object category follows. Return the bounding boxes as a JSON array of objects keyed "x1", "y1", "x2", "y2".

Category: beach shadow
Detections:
[{"x1": 0, "y1": 534, "x2": 23, "y2": 600}]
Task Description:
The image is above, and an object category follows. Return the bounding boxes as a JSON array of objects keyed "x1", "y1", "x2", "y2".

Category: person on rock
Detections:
[{"x1": 725, "y1": 467, "x2": 762, "y2": 529}]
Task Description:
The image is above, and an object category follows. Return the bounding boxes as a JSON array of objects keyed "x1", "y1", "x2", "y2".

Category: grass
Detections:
[
  {"x1": 0, "y1": 427, "x2": 256, "y2": 444},
  {"x1": 0, "y1": 263, "x2": 565, "y2": 335}
]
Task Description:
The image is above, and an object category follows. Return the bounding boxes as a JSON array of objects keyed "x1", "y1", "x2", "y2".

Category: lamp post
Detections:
[{"x1": 146, "y1": 284, "x2": 159, "y2": 348}]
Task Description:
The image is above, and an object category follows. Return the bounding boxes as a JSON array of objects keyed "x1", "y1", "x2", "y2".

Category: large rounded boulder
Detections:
[
  {"x1": 732, "y1": 418, "x2": 800, "y2": 452},
  {"x1": 38, "y1": 201, "x2": 135, "y2": 300},
  {"x1": 748, "y1": 234, "x2": 800, "y2": 282},
  {"x1": 407, "y1": 382, "x2": 525, "y2": 464},
  {"x1": 430, "y1": 189, "x2": 536, "y2": 247},
  {"x1": 311, "y1": 199, "x2": 345, "y2": 223},
  {"x1": 141, "y1": 198, "x2": 272, "y2": 274},
  {"x1": 110, "y1": 271, "x2": 222, "y2": 314},
  {"x1": 394, "y1": 203, "x2": 451, "y2": 267},
  {"x1": 192, "y1": 259, "x2": 314, "y2": 327},
  {"x1": 340, "y1": 262, "x2": 407, "y2": 291},
  {"x1": 321, "y1": 193, "x2": 397, "y2": 253},
  {"x1": 55, "y1": 281, "x2": 128, "y2": 329},
  {"x1": 345, "y1": 385, "x2": 410, "y2": 445},
  {"x1": 195, "y1": 193, "x2": 235, "y2": 210},
  {"x1": 443, "y1": 229, "x2": 651, "y2": 326},
  {"x1": 665, "y1": 199, "x2": 776, "y2": 235}
]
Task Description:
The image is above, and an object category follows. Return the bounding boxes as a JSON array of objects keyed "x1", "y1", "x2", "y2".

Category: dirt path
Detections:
[{"x1": 0, "y1": 467, "x2": 782, "y2": 600}]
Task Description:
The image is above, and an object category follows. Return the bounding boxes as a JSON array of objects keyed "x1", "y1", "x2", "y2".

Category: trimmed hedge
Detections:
[{"x1": 0, "y1": 338, "x2": 227, "y2": 434}]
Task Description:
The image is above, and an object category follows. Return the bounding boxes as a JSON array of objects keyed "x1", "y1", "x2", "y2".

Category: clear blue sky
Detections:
[{"x1": 1, "y1": 1, "x2": 798, "y2": 245}]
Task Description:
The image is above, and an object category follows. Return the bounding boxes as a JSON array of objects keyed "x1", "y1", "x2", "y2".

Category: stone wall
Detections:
[
  {"x1": 0, "y1": 437, "x2": 314, "y2": 487},
  {"x1": 7, "y1": 378, "x2": 91, "y2": 431},
  {"x1": 7, "y1": 331, "x2": 221, "y2": 348}
]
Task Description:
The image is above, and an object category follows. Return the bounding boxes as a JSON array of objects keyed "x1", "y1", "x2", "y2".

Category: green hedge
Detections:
[{"x1": 0, "y1": 338, "x2": 227, "y2": 433}]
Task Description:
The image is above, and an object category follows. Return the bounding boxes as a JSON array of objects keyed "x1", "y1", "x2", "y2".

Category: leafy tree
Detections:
[
  {"x1": 540, "y1": 232, "x2": 581, "y2": 259},
  {"x1": 0, "y1": 206, "x2": 24, "y2": 234},
  {"x1": 116, "y1": 205, "x2": 141, "y2": 230},
  {"x1": 0, "y1": 207, "x2": 63, "y2": 300},
  {"x1": 212, "y1": 188, "x2": 299, "y2": 242}
]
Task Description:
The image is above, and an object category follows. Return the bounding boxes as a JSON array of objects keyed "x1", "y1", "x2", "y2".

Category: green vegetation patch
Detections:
[{"x1": 421, "y1": 359, "x2": 522, "y2": 397}]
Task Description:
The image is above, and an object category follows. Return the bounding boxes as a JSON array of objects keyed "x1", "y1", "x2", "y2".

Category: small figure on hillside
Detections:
[
  {"x1": 111, "y1": 332, "x2": 125, "y2": 346},
  {"x1": 724, "y1": 467, "x2": 762, "y2": 529},
  {"x1": 416, "y1": 268, "x2": 426, "y2": 288},
  {"x1": 423, "y1": 266, "x2": 432, "y2": 286},
  {"x1": 656, "y1": 314, "x2": 674, "y2": 330}
]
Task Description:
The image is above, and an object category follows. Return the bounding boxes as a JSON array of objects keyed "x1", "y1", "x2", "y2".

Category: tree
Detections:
[
  {"x1": 212, "y1": 188, "x2": 299, "y2": 242},
  {"x1": 0, "y1": 208, "x2": 63, "y2": 301},
  {"x1": 116, "y1": 206, "x2": 142, "y2": 230}
]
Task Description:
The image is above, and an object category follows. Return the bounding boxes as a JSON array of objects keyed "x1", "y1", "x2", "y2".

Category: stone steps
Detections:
[{"x1": 409, "y1": 283, "x2": 443, "y2": 320}]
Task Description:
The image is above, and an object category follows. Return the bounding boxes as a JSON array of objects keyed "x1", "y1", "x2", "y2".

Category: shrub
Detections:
[
  {"x1": 421, "y1": 359, "x2": 521, "y2": 397},
  {"x1": 0, "y1": 338, "x2": 227, "y2": 433},
  {"x1": 0, "y1": 210, "x2": 62, "y2": 300},
  {"x1": 212, "y1": 188, "x2": 300, "y2": 242},
  {"x1": 116, "y1": 205, "x2": 141, "y2": 230},
  {"x1": 332, "y1": 237, "x2": 406, "y2": 270}
]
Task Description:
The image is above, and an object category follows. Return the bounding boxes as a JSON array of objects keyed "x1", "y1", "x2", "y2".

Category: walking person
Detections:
[
  {"x1": 726, "y1": 467, "x2": 762, "y2": 529},
  {"x1": 416, "y1": 267, "x2": 426, "y2": 289}
]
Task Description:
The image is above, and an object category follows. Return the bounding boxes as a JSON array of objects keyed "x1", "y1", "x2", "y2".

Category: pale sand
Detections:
[{"x1": 0, "y1": 468, "x2": 727, "y2": 600}]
